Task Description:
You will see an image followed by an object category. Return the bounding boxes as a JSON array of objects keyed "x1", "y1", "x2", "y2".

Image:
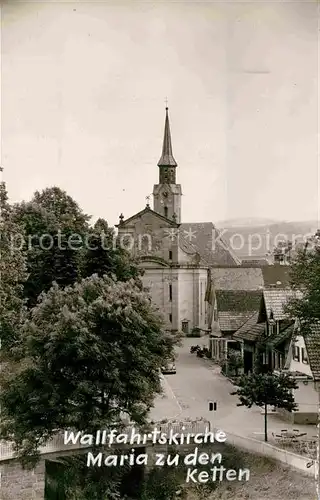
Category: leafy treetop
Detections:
[{"x1": 0, "y1": 274, "x2": 177, "y2": 466}]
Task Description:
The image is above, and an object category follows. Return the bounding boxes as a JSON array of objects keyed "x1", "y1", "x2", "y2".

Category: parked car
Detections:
[{"x1": 161, "y1": 359, "x2": 176, "y2": 374}]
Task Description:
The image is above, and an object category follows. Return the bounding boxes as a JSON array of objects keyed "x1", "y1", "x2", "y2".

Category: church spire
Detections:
[
  {"x1": 153, "y1": 106, "x2": 182, "y2": 222},
  {"x1": 157, "y1": 107, "x2": 177, "y2": 167}
]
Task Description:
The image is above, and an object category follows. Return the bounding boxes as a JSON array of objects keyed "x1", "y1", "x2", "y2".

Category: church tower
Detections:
[{"x1": 153, "y1": 107, "x2": 182, "y2": 223}]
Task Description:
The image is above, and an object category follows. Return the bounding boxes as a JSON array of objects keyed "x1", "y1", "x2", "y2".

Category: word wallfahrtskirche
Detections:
[{"x1": 64, "y1": 427, "x2": 227, "y2": 447}]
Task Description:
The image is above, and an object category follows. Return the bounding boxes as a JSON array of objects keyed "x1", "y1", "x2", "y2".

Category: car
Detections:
[{"x1": 161, "y1": 360, "x2": 176, "y2": 374}]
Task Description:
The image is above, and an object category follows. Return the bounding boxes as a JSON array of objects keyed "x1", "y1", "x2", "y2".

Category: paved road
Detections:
[{"x1": 157, "y1": 338, "x2": 317, "y2": 440}]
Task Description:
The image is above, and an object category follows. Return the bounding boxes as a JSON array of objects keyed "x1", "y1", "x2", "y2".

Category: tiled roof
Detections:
[
  {"x1": 233, "y1": 312, "x2": 265, "y2": 342},
  {"x1": 267, "y1": 323, "x2": 294, "y2": 348},
  {"x1": 304, "y1": 322, "x2": 320, "y2": 381},
  {"x1": 218, "y1": 311, "x2": 254, "y2": 332},
  {"x1": 216, "y1": 290, "x2": 262, "y2": 312},
  {"x1": 241, "y1": 259, "x2": 270, "y2": 266},
  {"x1": 180, "y1": 223, "x2": 240, "y2": 266},
  {"x1": 211, "y1": 267, "x2": 264, "y2": 290},
  {"x1": 261, "y1": 265, "x2": 291, "y2": 287},
  {"x1": 263, "y1": 289, "x2": 303, "y2": 321}
]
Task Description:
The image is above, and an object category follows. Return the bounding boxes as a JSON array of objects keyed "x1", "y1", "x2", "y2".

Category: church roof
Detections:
[
  {"x1": 157, "y1": 107, "x2": 177, "y2": 167},
  {"x1": 180, "y1": 222, "x2": 240, "y2": 266},
  {"x1": 115, "y1": 205, "x2": 179, "y2": 227}
]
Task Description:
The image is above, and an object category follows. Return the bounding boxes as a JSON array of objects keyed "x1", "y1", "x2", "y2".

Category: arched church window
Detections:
[{"x1": 164, "y1": 206, "x2": 168, "y2": 217}]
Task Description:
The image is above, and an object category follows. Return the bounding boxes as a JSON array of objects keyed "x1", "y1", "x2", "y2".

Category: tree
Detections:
[
  {"x1": 231, "y1": 372, "x2": 298, "y2": 442},
  {"x1": 285, "y1": 231, "x2": 320, "y2": 327},
  {"x1": 0, "y1": 274, "x2": 177, "y2": 466},
  {"x1": 12, "y1": 188, "x2": 90, "y2": 307},
  {"x1": 45, "y1": 454, "x2": 132, "y2": 500},
  {"x1": 0, "y1": 180, "x2": 28, "y2": 358},
  {"x1": 227, "y1": 349, "x2": 243, "y2": 377},
  {"x1": 32, "y1": 186, "x2": 90, "y2": 233},
  {"x1": 12, "y1": 192, "x2": 143, "y2": 308},
  {"x1": 81, "y1": 218, "x2": 142, "y2": 285}
]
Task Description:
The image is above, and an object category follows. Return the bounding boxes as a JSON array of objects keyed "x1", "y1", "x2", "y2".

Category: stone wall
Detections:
[
  {"x1": 0, "y1": 444, "x2": 166, "y2": 499},
  {"x1": 0, "y1": 440, "x2": 202, "y2": 499},
  {"x1": 0, "y1": 460, "x2": 45, "y2": 500}
]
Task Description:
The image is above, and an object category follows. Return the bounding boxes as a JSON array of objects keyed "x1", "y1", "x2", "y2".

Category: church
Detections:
[{"x1": 116, "y1": 108, "x2": 278, "y2": 336}]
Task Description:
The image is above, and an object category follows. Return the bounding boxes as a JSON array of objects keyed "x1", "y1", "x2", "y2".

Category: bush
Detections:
[
  {"x1": 228, "y1": 350, "x2": 243, "y2": 377},
  {"x1": 186, "y1": 328, "x2": 201, "y2": 338},
  {"x1": 220, "y1": 361, "x2": 227, "y2": 374}
]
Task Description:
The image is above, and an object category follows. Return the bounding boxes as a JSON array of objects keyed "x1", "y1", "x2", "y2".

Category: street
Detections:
[{"x1": 152, "y1": 337, "x2": 317, "y2": 441}]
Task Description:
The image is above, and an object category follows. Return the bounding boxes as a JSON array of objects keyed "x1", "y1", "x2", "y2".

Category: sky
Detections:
[{"x1": 1, "y1": 0, "x2": 319, "y2": 226}]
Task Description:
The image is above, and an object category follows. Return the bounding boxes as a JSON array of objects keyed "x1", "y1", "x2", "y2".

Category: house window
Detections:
[
  {"x1": 279, "y1": 353, "x2": 283, "y2": 369},
  {"x1": 164, "y1": 206, "x2": 168, "y2": 217},
  {"x1": 169, "y1": 284, "x2": 172, "y2": 301},
  {"x1": 302, "y1": 347, "x2": 309, "y2": 364},
  {"x1": 293, "y1": 345, "x2": 300, "y2": 362},
  {"x1": 182, "y1": 321, "x2": 189, "y2": 334},
  {"x1": 169, "y1": 314, "x2": 172, "y2": 323},
  {"x1": 262, "y1": 352, "x2": 268, "y2": 365},
  {"x1": 169, "y1": 250, "x2": 172, "y2": 260},
  {"x1": 273, "y1": 352, "x2": 277, "y2": 369}
]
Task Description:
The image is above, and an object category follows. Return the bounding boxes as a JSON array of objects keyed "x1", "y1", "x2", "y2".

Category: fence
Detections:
[
  {"x1": 1, "y1": 420, "x2": 315, "y2": 477},
  {"x1": 0, "y1": 419, "x2": 209, "y2": 462},
  {"x1": 225, "y1": 430, "x2": 315, "y2": 477},
  {"x1": 272, "y1": 437, "x2": 317, "y2": 459}
]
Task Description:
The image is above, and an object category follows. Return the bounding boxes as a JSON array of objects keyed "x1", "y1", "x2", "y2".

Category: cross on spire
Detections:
[
  {"x1": 165, "y1": 97, "x2": 168, "y2": 108},
  {"x1": 146, "y1": 195, "x2": 150, "y2": 207}
]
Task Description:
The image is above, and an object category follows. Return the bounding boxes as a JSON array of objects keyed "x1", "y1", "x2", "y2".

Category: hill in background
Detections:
[{"x1": 216, "y1": 219, "x2": 318, "y2": 258}]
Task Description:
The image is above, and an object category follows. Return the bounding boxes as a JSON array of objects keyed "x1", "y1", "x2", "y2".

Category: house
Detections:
[
  {"x1": 273, "y1": 230, "x2": 320, "y2": 265},
  {"x1": 232, "y1": 288, "x2": 319, "y2": 424},
  {"x1": 209, "y1": 265, "x2": 291, "y2": 365},
  {"x1": 254, "y1": 288, "x2": 300, "y2": 373},
  {"x1": 233, "y1": 312, "x2": 265, "y2": 373},
  {"x1": 215, "y1": 290, "x2": 262, "y2": 338},
  {"x1": 209, "y1": 289, "x2": 262, "y2": 363},
  {"x1": 278, "y1": 321, "x2": 320, "y2": 425},
  {"x1": 245, "y1": 288, "x2": 318, "y2": 425}
]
